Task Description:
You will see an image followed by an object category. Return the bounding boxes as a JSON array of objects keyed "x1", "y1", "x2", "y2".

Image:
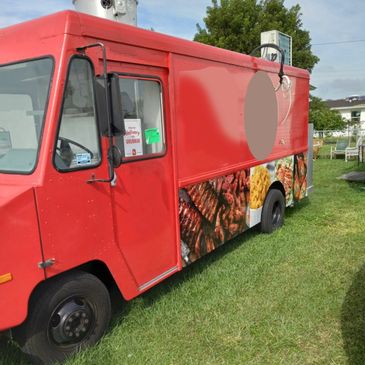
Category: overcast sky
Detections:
[{"x1": 0, "y1": 0, "x2": 364, "y2": 100}]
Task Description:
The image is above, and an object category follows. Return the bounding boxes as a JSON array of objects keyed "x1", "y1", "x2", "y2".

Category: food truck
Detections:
[{"x1": 0, "y1": 5, "x2": 310, "y2": 364}]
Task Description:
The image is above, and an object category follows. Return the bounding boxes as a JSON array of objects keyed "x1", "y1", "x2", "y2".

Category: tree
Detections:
[
  {"x1": 309, "y1": 96, "x2": 346, "y2": 131},
  {"x1": 194, "y1": 0, "x2": 319, "y2": 72}
]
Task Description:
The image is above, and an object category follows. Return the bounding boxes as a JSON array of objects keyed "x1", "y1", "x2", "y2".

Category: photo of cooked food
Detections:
[
  {"x1": 294, "y1": 153, "x2": 307, "y2": 201},
  {"x1": 275, "y1": 157, "x2": 294, "y2": 205},
  {"x1": 179, "y1": 170, "x2": 250, "y2": 265},
  {"x1": 179, "y1": 153, "x2": 308, "y2": 265},
  {"x1": 250, "y1": 165, "x2": 271, "y2": 209}
]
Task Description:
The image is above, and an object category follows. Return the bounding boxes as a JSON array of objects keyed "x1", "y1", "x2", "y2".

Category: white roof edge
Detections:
[{"x1": 330, "y1": 104, "x2": 365, "y2": 110}]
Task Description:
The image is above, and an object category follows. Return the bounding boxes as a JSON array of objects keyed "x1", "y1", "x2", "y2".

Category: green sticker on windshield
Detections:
[{"x1": 145, "y1": 128, "x2": 161, "y2": 144}]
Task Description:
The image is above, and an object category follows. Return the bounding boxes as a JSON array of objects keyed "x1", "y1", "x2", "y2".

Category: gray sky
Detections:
[{"x1": 0, "y1": 0, "x2": 364, "y2": 100}]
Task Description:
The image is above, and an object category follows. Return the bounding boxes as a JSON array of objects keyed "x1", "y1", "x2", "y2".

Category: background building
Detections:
[{"x1": 326, "y1": 96, "x2": 365, "y2": 132}]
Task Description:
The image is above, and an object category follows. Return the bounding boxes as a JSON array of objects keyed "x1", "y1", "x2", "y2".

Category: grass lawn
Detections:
[{"x1": 1, "y1": 159, "x2": 365, "y2": 365}]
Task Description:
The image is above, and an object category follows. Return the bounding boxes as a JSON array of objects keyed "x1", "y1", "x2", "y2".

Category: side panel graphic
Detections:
[
  {"x1": 179, "y1": 153, "x2": 307, "y2": 265},
  {"x1": 179, "y1": 170, "x2": 250, "y2": 265},
  {"x1": 249, "y1": 156, "x2": 294, "y2": 227}
]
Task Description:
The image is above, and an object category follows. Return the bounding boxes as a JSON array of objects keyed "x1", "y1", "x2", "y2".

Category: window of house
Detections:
[
  {"x1": 54, "y1": 58, "x2": 101, "y2": 171},
  {"x1": 351, "y1": 110, "x2": 361, "y2": 124},
  {"x1": 115, "y1": 77, "x2": 165, "y2": 160}
]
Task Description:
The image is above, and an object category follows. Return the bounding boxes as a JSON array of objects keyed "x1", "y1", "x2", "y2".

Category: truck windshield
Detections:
[{"x1": 0, "y1": 58, "x2": 53, "y2": 174}]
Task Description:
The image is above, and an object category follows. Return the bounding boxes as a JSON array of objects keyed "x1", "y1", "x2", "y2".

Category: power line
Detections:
[{"x1": 312, "y1": 39, "x2": 365, "y2": 46}]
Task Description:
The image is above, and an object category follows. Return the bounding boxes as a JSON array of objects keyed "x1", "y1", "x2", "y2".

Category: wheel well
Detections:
[
  {"x1": 269, "y1": 181, "x2": 285, "y2": 198},
  {"x1": 14, "y1": 260, "x2": 121, "y2": 344},
  {"x1": 75, "y1": 260, "x2": 122, "y2": 296},
  {"x1": 30, "y1": 261, "x2": 123, "y2": 313}
]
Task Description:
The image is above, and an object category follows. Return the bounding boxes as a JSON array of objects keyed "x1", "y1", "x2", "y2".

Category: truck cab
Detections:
[{"x1": 0, "y1": 11, "x2": 179, "y2": 364}]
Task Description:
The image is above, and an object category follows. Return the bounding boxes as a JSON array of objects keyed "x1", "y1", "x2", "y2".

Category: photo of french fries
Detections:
[{"x1": 250, "y1": 165, "x2": 271, "y2": 209}]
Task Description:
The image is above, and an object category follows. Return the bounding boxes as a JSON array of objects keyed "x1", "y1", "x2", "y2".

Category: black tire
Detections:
[
  {"x1": 260, "y1": 188, "x2": 285, "y2": 233},
  {"x1": 14, "y1": 271, "x2": 111, "y2": 365}
]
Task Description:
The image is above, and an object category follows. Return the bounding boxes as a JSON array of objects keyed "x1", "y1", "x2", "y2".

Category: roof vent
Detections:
[{"x1": 73, "y1": 0, "x2": 138, "y2": 26}]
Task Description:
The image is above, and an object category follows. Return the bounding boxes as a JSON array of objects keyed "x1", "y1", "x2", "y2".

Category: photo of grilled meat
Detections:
[
  {"x1": 185, "y1": 182, "x2": 219, "y2": 224},
  {"x1": 294, "y1": 153, "x2": 307, "y2": 201},
  {"x1": 179, "y1": 169, "x2": 250, "y2": 264}
]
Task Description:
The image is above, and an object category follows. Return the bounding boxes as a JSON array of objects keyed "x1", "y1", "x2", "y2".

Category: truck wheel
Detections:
[
  {"x1": 14, "y1": 271, "x2": 111, "y2": 365},
  {"x1": 260, "y1": 188, "x2": 285, "y2": 233}
]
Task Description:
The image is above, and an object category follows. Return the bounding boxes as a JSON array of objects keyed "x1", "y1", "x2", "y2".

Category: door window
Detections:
[
  {"x1": 115, "y1": 77, "x2": 165, "y2": 160},
  {"x1": 54, "y1": 58, "x2": 101, "y2": 171}
]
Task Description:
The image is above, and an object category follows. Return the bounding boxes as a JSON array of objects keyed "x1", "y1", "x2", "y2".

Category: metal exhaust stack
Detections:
[{"x1": 73, "y1": 0, "x2": 138, "y2": 26}]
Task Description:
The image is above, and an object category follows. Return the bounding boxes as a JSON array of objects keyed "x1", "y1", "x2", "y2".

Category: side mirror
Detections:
[
  {"x1": 95, "y1": 74, "x2": 126, "y2": 164},
  {"x1": 95, "y1": 76, "x2": 109, "y2": 136},
  {"x1": 109, "y1": 74, "x2": 125, "y2": 136},
  {"x1": 111, "y1": 145, "x2": 122, "y2": 168},
  {"x1": 95, "y1": 74, "x2": 125, "y2": 136}
]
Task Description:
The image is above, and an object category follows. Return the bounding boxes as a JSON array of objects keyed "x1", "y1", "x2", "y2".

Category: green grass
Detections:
[
  {"x1": 318, "y1": 143, "x2": 332, "y2": 159},
  {"x1": 2, "y1": 160, "x2": 365, "y2": 365}
]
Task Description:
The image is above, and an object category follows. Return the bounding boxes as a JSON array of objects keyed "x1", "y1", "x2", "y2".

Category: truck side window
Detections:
[
  {"x1": 115, "y1": 77, "x2": 165, "y2": 160},
  {"x1": 54, "y1": 58, "x2": 101, "y2": 171}
]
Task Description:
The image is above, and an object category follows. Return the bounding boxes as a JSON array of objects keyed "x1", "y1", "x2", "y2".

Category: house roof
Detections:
[{"x1": 326, "y1": 96, "x2": 365, "y2": 109}]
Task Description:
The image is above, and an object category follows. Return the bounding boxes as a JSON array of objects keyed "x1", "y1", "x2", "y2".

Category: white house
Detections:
[{"x1": 326, "y1": 95, "x2": 365, "y2": 133}]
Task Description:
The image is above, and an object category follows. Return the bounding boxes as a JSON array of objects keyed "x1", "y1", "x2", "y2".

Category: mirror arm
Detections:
[{"x1": 77, "y1": 43, "x2": 116, "y2": 184}]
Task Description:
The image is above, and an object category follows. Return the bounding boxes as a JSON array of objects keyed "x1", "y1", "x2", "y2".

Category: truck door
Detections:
[
  {"x1": 111, "y1": 69, "x2": 178, "y2": 290},
  {"x1": 37, "y1": 58, "x2": 178, "y2": 293},
  {"x1": 35, "y1": 57, "x2": 116, "y2": 276}
]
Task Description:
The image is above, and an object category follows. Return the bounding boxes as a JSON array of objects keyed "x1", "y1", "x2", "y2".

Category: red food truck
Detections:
[{"x1": 0, "y1": 9, "x2": 310, "y2": 364}]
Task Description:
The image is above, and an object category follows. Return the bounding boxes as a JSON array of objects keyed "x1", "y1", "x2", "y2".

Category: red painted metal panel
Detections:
[
  {"x1": 73, "y1": 10, "x2": 308, "y2": 79},
  {"x1": 0, "y1": 187, "x2": 44, "y2": 330},
  {"x1": 112, "y1": 156, "x2": 178, "y2": 288},
  {"x1": 0, "y1": 10, "x2": 309, "y2": 79},
  {"x1": 32, "y1": 37, "x2": 141, "y2": 299},
  {"x1": 171, "y1": 54, "x2": 309, "y2": 185},
  {"x1": 35, "y1": 138, "x2": 141, "y2": 301},
  {"x1": 109, "y1": 65, "x2": 178, "y2": 289}
]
